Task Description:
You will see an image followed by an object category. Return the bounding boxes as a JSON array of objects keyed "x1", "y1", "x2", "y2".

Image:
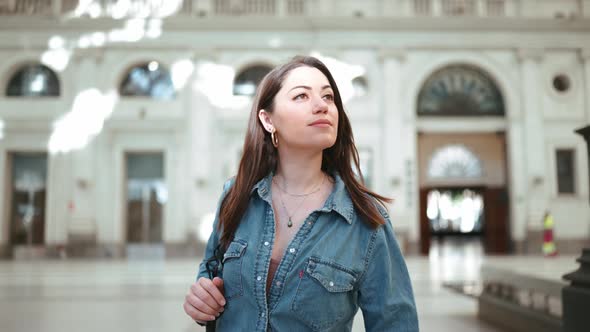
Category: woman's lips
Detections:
[{"x1": 309, "y1": 119, "x2": 332, "y2": 127}]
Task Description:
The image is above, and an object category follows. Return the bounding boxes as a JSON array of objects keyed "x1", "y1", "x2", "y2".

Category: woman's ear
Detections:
[{"x1": 258, "y1": 109, "x2": 274, "y2": 133}]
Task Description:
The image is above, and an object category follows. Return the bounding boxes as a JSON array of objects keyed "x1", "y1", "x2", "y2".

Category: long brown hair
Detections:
[{"x1": 218, "y1": 55, "x2": 391, "y2": 248}]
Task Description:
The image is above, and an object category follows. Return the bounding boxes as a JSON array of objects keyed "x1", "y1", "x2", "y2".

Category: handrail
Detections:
[{"x1": 481, "y1": 265, "x2": 566, "y2": 298}]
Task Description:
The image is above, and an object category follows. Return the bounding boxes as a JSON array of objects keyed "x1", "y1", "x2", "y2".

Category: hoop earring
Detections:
[{"x1": 271, "y1": 130, "x2": 279, "y2": 148}]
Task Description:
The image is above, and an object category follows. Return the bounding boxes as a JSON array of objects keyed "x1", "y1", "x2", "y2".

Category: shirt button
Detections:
[
  {"x1": 289, "y1": 248, "x2": 296, "y2": 254},
  {"x1": 329, "y1": 281, "x2": 334, "y2": 287},
  {"x1": 276, "y1": 281, "x2": 281, "y2": 286},
  {"x1": 264, "y1": 241, "x2": 269, "y2": 246},
  {"x1": 257, "y1": 276, "x2": 262, "y2": 281}
]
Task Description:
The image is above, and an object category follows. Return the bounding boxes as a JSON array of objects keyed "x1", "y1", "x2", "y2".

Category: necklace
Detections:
[
  {"x1": 273, "y1": 176, "x2": 323, "y2": 197},
  {"x1": 273, "y1": 174, "x2": 325, "y2": 227}
]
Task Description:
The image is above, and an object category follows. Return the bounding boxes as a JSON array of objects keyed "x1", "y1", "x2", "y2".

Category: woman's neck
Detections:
[{"x1": 274, "y1": 148, "x2": 324, "y2": 194}]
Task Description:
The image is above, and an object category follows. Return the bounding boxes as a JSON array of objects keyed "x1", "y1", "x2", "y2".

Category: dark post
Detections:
[
  {"x1": 562, "y1": 126, "x2": 590, "y2": 332},
  {"x1": 562, "y1": 249, "x2": 590, "y2": 332},
  {"x1": 575, "y1": 126, "x2": 590, "y2": 206}
]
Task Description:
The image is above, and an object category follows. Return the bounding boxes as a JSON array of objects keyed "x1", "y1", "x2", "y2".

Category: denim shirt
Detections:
[{"x1": 197, "y1": 173, "x2": 419, "y2": 331}]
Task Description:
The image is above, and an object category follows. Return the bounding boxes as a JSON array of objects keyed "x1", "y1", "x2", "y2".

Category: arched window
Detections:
[
  {"x1": 233, "y1": 64, "x2": 272, "y2": 96},
  {"x1": 418, "y1": 65, "x2": 504, "y2": 116},
  {"x1": 119, "y1": 61, "x2": 175, "y2": 100},
  {"x1": 428, "y1": 144, "x2": 483, "y2": 179},
  {"x1": 6, "y1": 64, "x2": 60, "y2": 97}
]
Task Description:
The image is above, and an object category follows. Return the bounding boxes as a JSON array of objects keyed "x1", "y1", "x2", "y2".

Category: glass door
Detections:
[
  {"x1": 9, "y1": 153, "x2": 47, "y2": 246},
  {"x1": 125, "y1": 152, "x2": 166, "y2": 243}
]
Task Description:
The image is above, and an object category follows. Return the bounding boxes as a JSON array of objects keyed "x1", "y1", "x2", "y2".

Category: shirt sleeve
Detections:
[
  {"x1": 359, "y1": 210, "x2": 419, "y2": 331},
  {"x1": 196, "y1": 178, "x2": 234, "y2": 281}
]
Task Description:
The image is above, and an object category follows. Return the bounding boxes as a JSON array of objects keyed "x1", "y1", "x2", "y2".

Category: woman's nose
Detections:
[{"x1": 312, "y1": 96, "x2": 329, "y2": 114}]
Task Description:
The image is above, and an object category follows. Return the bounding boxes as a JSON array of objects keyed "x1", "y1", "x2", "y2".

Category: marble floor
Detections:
[{"x1": 0, "y1": 239, "x2": 578, "y2": 332}]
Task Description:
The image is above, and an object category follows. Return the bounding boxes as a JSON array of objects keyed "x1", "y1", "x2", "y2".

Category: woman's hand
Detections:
[{"x1": 183, "y1": 277, "x2": 226, "y2": 324}]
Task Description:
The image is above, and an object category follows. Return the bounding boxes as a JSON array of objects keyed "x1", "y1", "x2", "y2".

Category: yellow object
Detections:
[
  {"x1": 542, "y1": 213, "x2": 557, "y2": 256},
  {"x1": 543, "y1": 214, "x2": 554, "y2": 229},
  {"x1": 543, "y1": 242, "x2": 556, "y2": 255}
]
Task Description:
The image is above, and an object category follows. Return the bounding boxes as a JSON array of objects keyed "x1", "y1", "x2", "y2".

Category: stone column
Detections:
[
  {"x1": 52, "y1": 0, "x2": 61, "y2": 16},
  {"x1": 475, "y1": 0, "x2": 486, "y2": 16},
  {"x1": 45, "y1": 51, "x2": 105, "y2": 248},
  {"x1": 582, "y1": 0, "x2": 590, "y2": 18},
  {"x1": 65, "y1": 54, "x2": 101, "y2": 246},
  {"x1": 518, "y1": 48, "x2": 548, "y2": 239},
  {"x1": 506, "y1": 118, "x2": 528, "y2": 247},
  {"x1": 164, "y1": 119, "x2": 186, "y2": 246},
  {"x1": 580, "y1": 49, "x2": 590, "y2": 123},
  {"x1": 276, "y1": 0, "x2": 286, "y2": 17},
  {"x1": 379, "y1": 49, "x2": 413, "y2": 249},
  {"x1": 45, "y1": 153, "x2": 72, "y2": 245},
  {"x1": 432, "y1": 0, "x2": 443, "y2": 16},
  {"x1": 379, "y1": 49, "x2": 405, "y2": 197},
  {"x1": 188, "y1": 51, "x2": 219, "y2": 242},
  {"x1": 0, "y1": 151, "x2": 7, "y2": 256}
]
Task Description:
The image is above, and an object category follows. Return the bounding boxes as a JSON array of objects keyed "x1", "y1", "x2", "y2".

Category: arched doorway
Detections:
[{"x1": 416, "y1": 65, "x2": 509, "y2": 255}]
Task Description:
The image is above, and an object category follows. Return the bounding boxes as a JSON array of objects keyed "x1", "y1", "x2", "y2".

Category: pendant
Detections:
[{"x1": 288, "y1": 218, "x2": 293, "y2": 228}]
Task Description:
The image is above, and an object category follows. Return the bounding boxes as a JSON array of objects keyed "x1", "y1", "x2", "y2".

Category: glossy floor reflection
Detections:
[{"x1": 0, "y1": 239, "x2": 575, "y2": 332}]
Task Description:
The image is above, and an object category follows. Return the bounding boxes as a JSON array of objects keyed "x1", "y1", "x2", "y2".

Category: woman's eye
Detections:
[
  {"x1": 294, "y1": 93, "x2": 307, "y2": 100},
  {"x1": 323, "y1": 94, "x2": 334, "y2": 101}
]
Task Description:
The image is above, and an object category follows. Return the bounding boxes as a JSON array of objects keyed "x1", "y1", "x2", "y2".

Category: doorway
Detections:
[
  {"x1": 124, "y1": 152, "x2": 166, "y2": 244},
  {"x1": 7, "y1": 153, "x2": 47, "y2": 248},
  {"x1": 420, "y1": 186, "x2": 509, "y2": 255},
  {"x1": 417, "y1": 132, "x2": 510, "y2": 255}
]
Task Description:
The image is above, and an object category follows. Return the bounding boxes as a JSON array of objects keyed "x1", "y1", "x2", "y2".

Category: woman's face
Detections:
[{"x1": 260, "y1": 66, "x2": 339, "y2": 151}]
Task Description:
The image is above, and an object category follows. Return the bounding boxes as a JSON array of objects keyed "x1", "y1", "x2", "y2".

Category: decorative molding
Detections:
[
  {"x1": 307, "y1": 49, "x2": 340, "y2": 60},
  {"x1": 192, "y1": 49, "x2": 218, "y2": 63},
  {"x1": 71, "y1": 48, "x2": 104, "y2": 64},
  {"x1": 378, "y1": 48, "x2": 407, "y2": 63},
  {"x1": 579, "y1": 48, "x2": 590, "y2": 61},
  {"x1": 516, "y1": 48, "x2": 544, "y2": 63}
]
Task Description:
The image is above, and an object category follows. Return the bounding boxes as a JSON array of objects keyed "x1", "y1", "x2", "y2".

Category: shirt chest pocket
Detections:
[
  {"x1": 221, "y1": 239, "x2": 247, "y2": 300},
  {"x1": 291, "y1": 257, "x2": 358, "y2": 331}
]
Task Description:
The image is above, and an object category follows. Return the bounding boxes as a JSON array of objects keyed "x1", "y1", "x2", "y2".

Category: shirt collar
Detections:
[{"x1": 251, "y1": 171, "x2": 355, "y2": 225}]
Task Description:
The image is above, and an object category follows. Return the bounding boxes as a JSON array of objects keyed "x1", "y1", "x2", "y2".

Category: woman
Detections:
[{"x1": 183, "y1": 56, "x2": 418, "y2": 331}]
